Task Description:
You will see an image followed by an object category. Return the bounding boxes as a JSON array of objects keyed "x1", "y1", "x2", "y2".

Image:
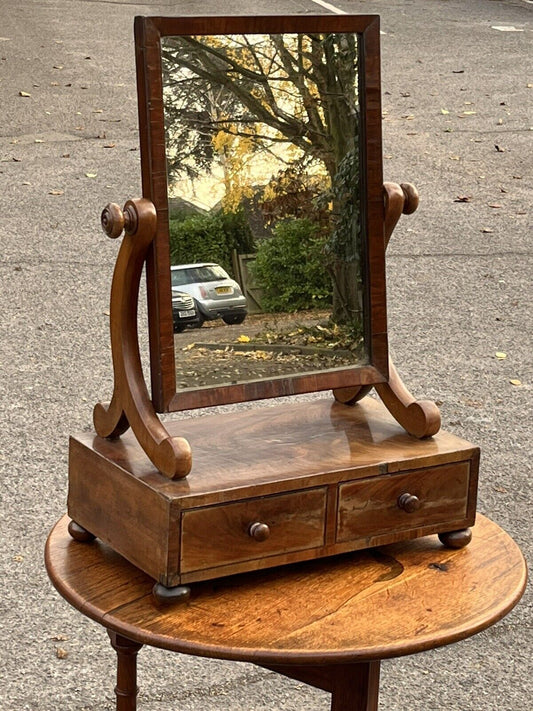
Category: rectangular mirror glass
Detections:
[{"x1": 135, "y1": 16, "x2": 387, "y2": 411}]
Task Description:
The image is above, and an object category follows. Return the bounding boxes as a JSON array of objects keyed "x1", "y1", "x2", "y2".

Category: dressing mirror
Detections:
[
  {"x1": 69, "y1": 15, "x2": 465, "y2": 601},
  {"x1": 135, "y1": 15, "x2": 387, "y2": 412}
]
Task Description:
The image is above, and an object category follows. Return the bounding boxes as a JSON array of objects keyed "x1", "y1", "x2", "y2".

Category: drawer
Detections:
[
  {"x1": 337, "y1": 462, "x2": 470, "y2": 543},
  {"x1": 180, "y1": 487, "x2": 327, "y2": 574}
]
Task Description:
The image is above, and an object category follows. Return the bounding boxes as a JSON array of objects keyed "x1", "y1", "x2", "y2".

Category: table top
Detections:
[{"x1": 45, "y1": 513, "x2": 526, "y2": 666}]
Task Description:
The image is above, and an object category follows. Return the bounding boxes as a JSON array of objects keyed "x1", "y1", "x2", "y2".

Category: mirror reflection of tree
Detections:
[{"x1": 162, "y1": 32, "x2": 364, "y2": 350}]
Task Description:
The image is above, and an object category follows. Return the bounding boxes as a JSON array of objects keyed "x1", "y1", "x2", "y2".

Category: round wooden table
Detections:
[{"x1": 45, "y1": 514, "x2": 526, "y2": 711}]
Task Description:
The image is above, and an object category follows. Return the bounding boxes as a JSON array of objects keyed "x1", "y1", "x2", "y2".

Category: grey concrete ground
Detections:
[{"x1": 0, "y1": 0, "x2": 530, "y2": 709}]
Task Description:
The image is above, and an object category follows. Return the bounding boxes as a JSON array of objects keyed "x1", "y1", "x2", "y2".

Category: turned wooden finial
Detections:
[
  {"x1": 399, "y1": 183, "x2": 419, "y2": 215},
  {"x1": 101, "y1": 201, "x2": 139, "y2": 239}
]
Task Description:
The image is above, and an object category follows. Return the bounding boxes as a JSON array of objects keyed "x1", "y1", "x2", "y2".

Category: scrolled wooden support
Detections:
[
  {"x1": 93, "y1": 198, "x2": 192, "y2": 479},
  {"x1": 375, "y1": 360, "x2": 441, "y2": 438},
  {"x1": 333, "y1": 182, "x2": 441, "y2": 438}
]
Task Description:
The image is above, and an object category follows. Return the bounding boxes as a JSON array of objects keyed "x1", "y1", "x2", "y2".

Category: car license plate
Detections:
[
  {"x1": 216, "y1": 286, "x2": 232, "y2": 294},
  {"x1": 179, "y1": 309, "x2": 195, "y2": 318}
]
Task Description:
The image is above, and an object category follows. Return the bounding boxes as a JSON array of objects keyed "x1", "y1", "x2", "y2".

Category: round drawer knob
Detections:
[
  {"x1": 248, "y1": 522, "x2": 270, "y2": 542},
  {"x1": 397, "y1": 493, "x2": 421, "y2": 513}
]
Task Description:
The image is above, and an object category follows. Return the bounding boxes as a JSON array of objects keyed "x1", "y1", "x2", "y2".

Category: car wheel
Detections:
[
  {"x1": 222, "y1": 314, "x2": 246, "y2": 325},
  {"x1": 173, "y1": 323, "x2": 185, "y2": 333}
]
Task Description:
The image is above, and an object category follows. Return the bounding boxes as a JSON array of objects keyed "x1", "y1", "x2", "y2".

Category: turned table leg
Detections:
[{"x1": 108, "y1": 631, "x2": 143, "y2": 711}]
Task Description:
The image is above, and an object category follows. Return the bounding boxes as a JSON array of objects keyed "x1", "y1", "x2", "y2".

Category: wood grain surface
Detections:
[
  {"x1": 68, "y1": 396, "x2": 479, "y2": 586},
  {"x1": 72, "y1": 396, "x2": 476, "y2": 502},
  {"x1": 45, "y1": 513, "x2": 526, "y2": 666}
]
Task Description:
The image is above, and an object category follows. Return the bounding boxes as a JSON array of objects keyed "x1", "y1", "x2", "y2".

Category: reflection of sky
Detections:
[
  {"x1": 167, "y1": 140, "x2": 306, "y2": 208},
  {"x1": 162, "y1": 34, "x2": 307, "y2": 206},
  {"x1": 163, "y1": 94, "x2": 310, "y2": 208},
  {"x1": 162, "y1": 33, "x2": 356, "y2": 208}
]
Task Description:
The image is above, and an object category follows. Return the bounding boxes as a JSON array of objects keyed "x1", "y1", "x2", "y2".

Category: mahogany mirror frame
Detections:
[{"x1": 134, "y1": 14, "x2": 388, "y2": 413}]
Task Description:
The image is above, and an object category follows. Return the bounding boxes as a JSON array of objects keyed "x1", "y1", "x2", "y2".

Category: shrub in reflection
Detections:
[
  {"x1": 168, "y1": 208, "x2": 254, "y2": 277},
  {"x1": 253, "y1": 218, "x2": 331, "y2": 312}
]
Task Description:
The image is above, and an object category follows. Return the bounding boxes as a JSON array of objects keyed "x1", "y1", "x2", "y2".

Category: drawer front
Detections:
[
  {"x1": 180, "y1": 488, "x2": 327, "y2": 574},
  {"x1": 337, "y1": 462, "x2": 471, "y2": 544}
]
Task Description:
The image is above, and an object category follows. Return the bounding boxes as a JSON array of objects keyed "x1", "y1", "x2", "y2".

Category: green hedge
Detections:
[
  {"x1": 168, "y1": 209, "x2": 254, "y2": 277},
  {"x1": 253, "y1": 218, "x2": 331, "y2": 312}
]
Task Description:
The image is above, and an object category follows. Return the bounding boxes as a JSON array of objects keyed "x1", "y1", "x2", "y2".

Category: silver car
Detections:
[{"x1": 170, "y1": 263, "x2": 247, "y2": 326}]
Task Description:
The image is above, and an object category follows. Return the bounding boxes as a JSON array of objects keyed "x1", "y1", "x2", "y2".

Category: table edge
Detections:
[{"x1": 45, "y1": 514, "x2": 528, "y2": 665}]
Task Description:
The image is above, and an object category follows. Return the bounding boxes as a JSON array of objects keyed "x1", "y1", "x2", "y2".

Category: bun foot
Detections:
[
  {"x1": 152, "y1": 582, "x2": 191, "y2": 605},
  {"x1": 438, "y1": 528, "x2": 472, "y2": 549},
  {"x1": 68, "y1": 520, "x2": 96, "y2": 542}
]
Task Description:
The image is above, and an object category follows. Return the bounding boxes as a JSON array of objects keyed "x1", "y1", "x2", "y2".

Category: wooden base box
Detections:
[{"x1": 68, "y1": 396, "x2": 478, "y2": 596}]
